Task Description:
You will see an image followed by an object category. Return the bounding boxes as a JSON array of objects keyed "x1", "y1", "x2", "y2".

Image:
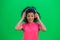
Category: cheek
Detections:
[
  {"x1": 27, "y1": 17, "x2": 34, "y2": 20},
  {"x1": 26, "y1": 16, "x2": 30, "y2": 20},
  {"x1": 32, "y1": 17, "x2": 35, "y2": 19},
  {"x1": 27, "y1": 17, "x2": 29, "y2": 20}
]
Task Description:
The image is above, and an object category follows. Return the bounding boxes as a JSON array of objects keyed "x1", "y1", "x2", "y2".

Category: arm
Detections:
[
  {"x1": 15, "y1": 12, "x2": 26, "y2": 30},
  {"x1": 38, "y1": 19, "x2": 46, "y2": 32},
  {"x1": 35, "y1": 13, "x2": 46, "y2": 32},
  {"x1": 15, "y1": 18, "x2": 24, "y2": 30}
]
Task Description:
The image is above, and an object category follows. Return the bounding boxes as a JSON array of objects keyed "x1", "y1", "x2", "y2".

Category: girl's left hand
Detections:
[{"x1": 35, "y1": 13, "x2": 40, "y2": 20}]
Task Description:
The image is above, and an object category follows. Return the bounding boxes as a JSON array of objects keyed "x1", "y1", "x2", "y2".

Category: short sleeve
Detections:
[
  {"x1": 22, "y1": 23, "x2": 25, "y2": 30},
  {"x1": 36, "y1": 22, "x2": 41, "y2": 31}
]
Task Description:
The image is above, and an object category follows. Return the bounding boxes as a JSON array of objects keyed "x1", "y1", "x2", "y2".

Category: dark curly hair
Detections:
[{"x1": 21, "y1": 6, "x2": 41, "y2": 23}]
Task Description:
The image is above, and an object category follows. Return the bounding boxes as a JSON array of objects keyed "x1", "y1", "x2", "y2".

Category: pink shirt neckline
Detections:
[
  {"x1": 26, "y1": 22, "x2": 35, "y2": 25},
  {"x1": 22, "y1": 22, "x2": 41, "y2": 40}
]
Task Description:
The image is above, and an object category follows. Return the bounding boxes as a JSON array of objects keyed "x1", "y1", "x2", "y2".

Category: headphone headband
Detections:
[{"x1": 25, "y1": 7, "x2": 37, "y2": 13}]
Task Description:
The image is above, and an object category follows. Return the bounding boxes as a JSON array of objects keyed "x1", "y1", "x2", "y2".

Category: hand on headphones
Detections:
[
  {"x1": 22, "y1": 11, "x2": 26, "y2": 20},
  {"x1": 35, "y1": 13, "x2": 40, "y2": 20}
]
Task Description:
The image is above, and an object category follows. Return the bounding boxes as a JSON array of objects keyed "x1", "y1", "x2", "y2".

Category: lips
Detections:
[{"x1": 29, "y1": 19, "x2": 32, "y2": 20}]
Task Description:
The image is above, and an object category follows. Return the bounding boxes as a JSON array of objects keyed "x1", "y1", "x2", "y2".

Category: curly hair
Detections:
[{"x1": 21, "y1": 6, "x2": 41, "y2": 23}]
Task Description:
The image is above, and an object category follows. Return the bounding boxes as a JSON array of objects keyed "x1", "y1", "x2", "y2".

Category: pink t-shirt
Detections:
[{"x1": 22, "y1": 22, "x2": 41, "y2": 40}]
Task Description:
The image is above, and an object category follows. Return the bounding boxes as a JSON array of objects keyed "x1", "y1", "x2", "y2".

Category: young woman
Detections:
[{"x1": 15, "y1": 7, "x2": 46, "y2": 40}]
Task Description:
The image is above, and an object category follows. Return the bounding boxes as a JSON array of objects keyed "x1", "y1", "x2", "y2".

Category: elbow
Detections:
[
  {"x1": 44, "y1": 28, "x2": 46, "y2": 32},
  {"x1": 15, "y1": 26, "x2": 22, "y2": 30},
  {"x1": 15, "y1": 27, "x2": 18, "y2": 30},
  {"x1": 41, "y1": 27, "x2": 46, "y2": 32},
  {"x1": 43, "y1": 27, "x2": 46, "y2": 32},
  {"x1": 15, "y1": 27, "x2": 19, "y2": 30},
  {"x1": 42, "y1": 25, "x2": 46, "y2": 32}
]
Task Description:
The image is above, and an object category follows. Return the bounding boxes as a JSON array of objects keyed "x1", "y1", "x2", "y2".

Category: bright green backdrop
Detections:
[{"x1": 0, "y1": 0, "x2": 60, "y2": 40}]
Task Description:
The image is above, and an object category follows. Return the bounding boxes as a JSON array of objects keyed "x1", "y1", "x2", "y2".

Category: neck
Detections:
[{"x1": 28, "y1": 22, "x2": 34, "y2": 24}]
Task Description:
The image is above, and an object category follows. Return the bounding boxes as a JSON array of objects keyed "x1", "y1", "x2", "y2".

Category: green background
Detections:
[{"x1": 0, "y1": 0, "x2": 60, "y2": 40}]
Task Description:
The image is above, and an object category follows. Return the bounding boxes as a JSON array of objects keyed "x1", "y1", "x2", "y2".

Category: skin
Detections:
[
  {"x1": 15, "y1": 12, "x2": 46, "y2": 31},
  {"x1": 27, "y1": 12, "x2": 35, "y2": 23}
]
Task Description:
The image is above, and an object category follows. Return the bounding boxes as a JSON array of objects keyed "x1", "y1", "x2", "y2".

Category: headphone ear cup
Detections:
[{"x1": 34, "y1": 13, "x2": 37, "y2": 18}]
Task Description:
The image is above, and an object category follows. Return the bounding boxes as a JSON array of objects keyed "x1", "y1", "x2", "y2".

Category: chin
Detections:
[{"x1": 28, "y1": 21, "x2": 33, "y2": 23}]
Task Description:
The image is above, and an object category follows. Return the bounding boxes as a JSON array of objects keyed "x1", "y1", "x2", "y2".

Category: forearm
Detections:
[
  {"x1": 38, "y1": 19, "x2": 46, "y2": 31},
  {"x1": 15, "y1": 18, "x2": 23, "y2": 30}
]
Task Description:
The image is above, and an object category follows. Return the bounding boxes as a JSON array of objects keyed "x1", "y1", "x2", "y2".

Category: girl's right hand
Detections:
[{"x1": 22, "y1": 12, "x2": 26, "y2": 20}]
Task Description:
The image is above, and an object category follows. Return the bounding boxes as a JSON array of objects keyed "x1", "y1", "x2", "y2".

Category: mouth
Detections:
[{"x1": 29, "y1": 19, "x2": 33, "y2": 21}]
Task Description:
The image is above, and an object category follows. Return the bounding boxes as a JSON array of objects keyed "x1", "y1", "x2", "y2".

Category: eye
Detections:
[
  {"x1": 31, "y1": 15, "x2": 34, "y2": 17},
  {"x1": 27, "y1": 15, "x2": 30, "y2": 17}
]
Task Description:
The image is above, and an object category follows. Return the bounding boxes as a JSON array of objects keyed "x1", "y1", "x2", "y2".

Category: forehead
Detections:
[{"x1": 27, "y1": 12, "x2": 35, "y2": 15}]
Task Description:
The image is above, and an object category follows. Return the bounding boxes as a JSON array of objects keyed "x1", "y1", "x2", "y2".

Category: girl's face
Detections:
[{"x1": 27, "y1": 12, "x2": 35, "y2": 23}]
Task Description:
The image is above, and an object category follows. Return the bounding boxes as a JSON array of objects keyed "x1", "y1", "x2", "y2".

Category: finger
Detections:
[
  {"x1": 23, "y1": 12, "x2": 26, "y2": 17},
  {"x1": 34, "y1": 14, "x2": 36, "y2": 18},
  {"x1": 35, "y1": 13, "x2": 37, "y2": 18},
  {"x1": 36, "y1": 13, "x2": 39, "y2": 17}
]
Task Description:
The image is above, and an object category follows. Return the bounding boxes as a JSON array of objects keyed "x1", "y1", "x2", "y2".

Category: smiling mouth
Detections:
[{"x1": 29, "y1": 19, "x2": 33, "y2": 20}]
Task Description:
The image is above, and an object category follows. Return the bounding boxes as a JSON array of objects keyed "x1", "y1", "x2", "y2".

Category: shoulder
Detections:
[
  {"x1": 35, "y1": 22, "x2": 41, "y2": 26},
  {"x1": 35, "y1": 22, "x2": 39, "y2": 25},
  {"x1": 21, "y1": 23, "x2": 27, "y2": 29}
]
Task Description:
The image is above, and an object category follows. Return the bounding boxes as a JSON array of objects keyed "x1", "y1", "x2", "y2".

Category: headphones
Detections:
[{"x1": 25, "y1": 6, "x2": 37, "y2": 13}]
